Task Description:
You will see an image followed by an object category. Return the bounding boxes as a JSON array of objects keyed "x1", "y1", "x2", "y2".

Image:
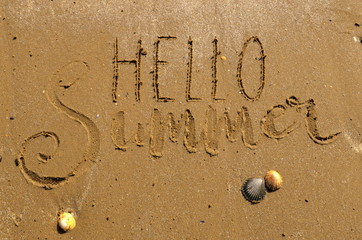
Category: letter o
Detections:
[{"x1": 237, "y1": 36, "x2": 266, "y2": 101}]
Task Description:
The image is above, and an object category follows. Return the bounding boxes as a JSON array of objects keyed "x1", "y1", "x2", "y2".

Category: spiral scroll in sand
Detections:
[{"x1": 16, "y1": 61, "x2": 100, "y2": 189}]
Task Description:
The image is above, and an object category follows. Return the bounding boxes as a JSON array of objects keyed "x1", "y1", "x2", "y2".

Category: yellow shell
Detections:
[
  {"x1": 264, "y1": 170, "x2": 283, "y2": 191},
  {"x1": 58, "y1": 212, "x2": 76, "y2": 232}
]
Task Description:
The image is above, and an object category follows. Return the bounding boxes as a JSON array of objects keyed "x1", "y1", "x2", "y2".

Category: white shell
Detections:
[{"x1": 241, "y1": 177, "x2": 266, "y2": 203}]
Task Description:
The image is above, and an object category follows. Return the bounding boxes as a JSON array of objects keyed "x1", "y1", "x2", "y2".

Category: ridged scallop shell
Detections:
[
  {"x1": 241, "y1": 177, "x2": 266, "y2": 203},
  {"x1": 264, "y1": 170, "x2": 283, "y2": 191}
]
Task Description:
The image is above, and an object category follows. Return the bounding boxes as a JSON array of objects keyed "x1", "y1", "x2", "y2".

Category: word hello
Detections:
[{"x1": 112, "y1": 36, "x2": 265, "y2": 103}]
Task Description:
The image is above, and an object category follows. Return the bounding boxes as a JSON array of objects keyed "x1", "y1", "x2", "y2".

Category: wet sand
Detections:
[{"x1": 1, "y1": 0, "x2": 361, "y2": 239}]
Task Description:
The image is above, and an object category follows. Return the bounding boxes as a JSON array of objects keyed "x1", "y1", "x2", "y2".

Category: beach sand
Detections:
[{"x1": 1, "y1": 0, "x2": 361, "y2": 239}]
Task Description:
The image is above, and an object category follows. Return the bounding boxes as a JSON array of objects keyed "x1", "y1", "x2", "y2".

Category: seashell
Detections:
[
  {"x1": 58, "y1": 211, "x2": 76, "y2": 232},
  {"x1": 241, "y1": 177, "x2": 267, "y2": 203},
  {"x1": 264, "y1": 170, "x2": 283, "y2": 191}
]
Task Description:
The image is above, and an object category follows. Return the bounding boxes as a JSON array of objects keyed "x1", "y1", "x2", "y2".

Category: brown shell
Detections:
[
  {"x1": 241, "y1": 177, "x2": 266, "y2": 203},
  {"x1": 264, "y1": 170, "x2": 283, "y2": 191}
]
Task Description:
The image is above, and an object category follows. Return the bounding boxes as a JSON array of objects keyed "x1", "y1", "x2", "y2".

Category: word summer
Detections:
[{"x1": 111, "y1": 96, "x2": 340, "y2": 157}]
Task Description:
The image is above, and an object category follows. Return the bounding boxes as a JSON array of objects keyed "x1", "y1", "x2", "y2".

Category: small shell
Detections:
[
  {"x1": 58, "y1": 212, "x2": 76, "y2": 232},
  {"x1": 264, "y1": 170, "x2": 283, "y2": 191},
  {"x1": 241, "y1": 177, "x2": 266, "y2": 203}
]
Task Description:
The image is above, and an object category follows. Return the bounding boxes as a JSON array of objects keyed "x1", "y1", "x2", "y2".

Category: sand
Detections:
[{"x1": 1, "y1": 0, "x2": 361, "y2": 239}]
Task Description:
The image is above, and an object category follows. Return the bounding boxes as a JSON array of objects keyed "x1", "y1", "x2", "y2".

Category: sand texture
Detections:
[{"x1": 1, "y1": 0, "x2": 361, "y2": 239}]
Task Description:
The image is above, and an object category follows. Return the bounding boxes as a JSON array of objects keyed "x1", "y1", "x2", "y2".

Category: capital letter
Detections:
[
  {"x1": 237, "y1": 36, "x2": 266, "y2": 101},
  {"x1": 153, "y1": 36, "x2": 176, "y2": 102},
  {"x1": 186, "y1": 37, "x2": 201, "y2": 102},
  {"x1": 112, "y1": 38, "x2": 145, "y2": 103}
]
